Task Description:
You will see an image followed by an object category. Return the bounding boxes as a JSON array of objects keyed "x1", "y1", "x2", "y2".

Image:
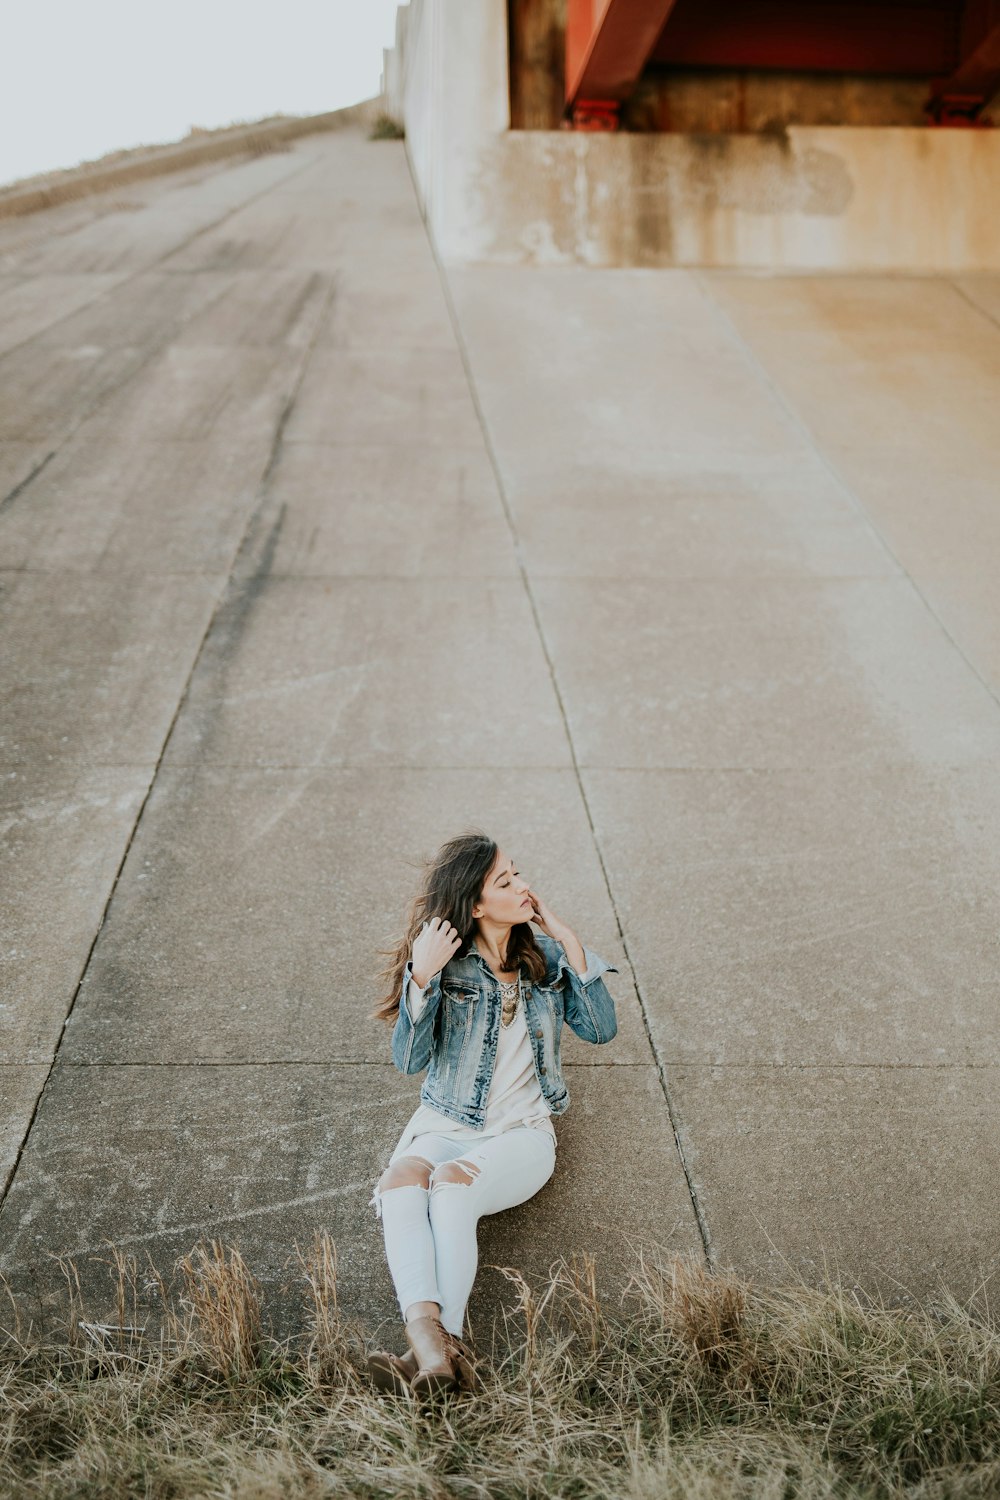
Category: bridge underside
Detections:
[{"x1": 510, "y1": 0, "x2": 1000, "y2": 128}]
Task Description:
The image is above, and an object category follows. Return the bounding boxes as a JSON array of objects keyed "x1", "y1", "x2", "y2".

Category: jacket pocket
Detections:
[{"x1": 440, "y1": 983, "x2": 477, "y2": 1065}]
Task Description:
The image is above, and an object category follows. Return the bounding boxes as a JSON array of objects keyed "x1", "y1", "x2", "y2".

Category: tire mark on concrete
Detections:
[
  {"x1": 0, "y1": 448, "x2": 56, "y2": 516},
  {"x1": 0, "y1": 227, "x2": 336, "y2": 1220},
  {"x1": 0, "y1": 153, "x2": 319, "y2": 515}
]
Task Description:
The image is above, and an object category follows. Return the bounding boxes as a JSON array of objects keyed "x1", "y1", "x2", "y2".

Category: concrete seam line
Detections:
[
  {"x1": 4, "y1": 1059, "x2": 989, "y2": 1070},
  {"x1": 947, "y1": 275, "x2": 1000, "y2": 335},
  {"x1": 693, "y1": 266, "x2": 1000, "y2": 725},
  {"x1": 410, "y1": 180, "x2": 715, "y2": 1269}
]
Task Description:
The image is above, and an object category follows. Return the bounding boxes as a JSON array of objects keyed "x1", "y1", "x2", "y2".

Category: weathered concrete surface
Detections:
[
  {"x1": 60, "y1": 766, "x2": 648, "y2": 1066},
  {"x1": 0, "y1": 1068, "x2": 47, "y2": 1190},
  {"x1": 158, "y1": 574, "x2": 566, "y2": 769},
  {"x1": 388, "y1": 0, "x2": 1000, "y2": 270},
  {"x1": 483, "y1": 126, "x2": 1000, "y2": 271},
  {"x1": 0, "y1": 1063, "x2": 687, "y2": 1340},
  {"x1": 0, "y1": 144, "x2": 335, "y2": 1214},
  {"x1": 0, "y1": 766, "x2": 152, "y2": 1062},
  {"x1": 0, "y1": 100, "x2": 382, "y2": 221},
  {"x1": 704, "y1": 272, "x2": 1000, "y2": 705},
  {"x1": 2, "y1": 123, "x2": 999, "y2": 1341},
  {"x1": 0, "y1": 125, "x2": 699, "y2": 1338},
  {"x1": 668, "y1": 1066, "x2": 1000, "y2": 1300},
  {"x1": 446, "y1": 261, "x2": 1000, "y2": 1301},
  {"x1": 584, "y1": 766, "x2": 1000, "y2": 1067}
]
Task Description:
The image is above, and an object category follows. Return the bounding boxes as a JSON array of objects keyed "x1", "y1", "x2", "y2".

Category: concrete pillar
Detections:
[{"x1": 392, "y1": 0, "x2": 511, "y2": 262}]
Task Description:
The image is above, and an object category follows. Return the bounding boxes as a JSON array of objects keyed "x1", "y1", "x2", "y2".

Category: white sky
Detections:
[{"x1": 0, "y1": 0, "x2": 403, "y2": 188}]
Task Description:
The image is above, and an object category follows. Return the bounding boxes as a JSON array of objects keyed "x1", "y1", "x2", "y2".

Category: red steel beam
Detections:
[
  {"x1": 927, "y1": 3, "x2": 1000, "y2": 119},
  {"x1": 651, "y1": 0, "x2": 961, "y2": 76},
  {"x1": 566, "y1": 0, "x2": 682, "y2": 123}
]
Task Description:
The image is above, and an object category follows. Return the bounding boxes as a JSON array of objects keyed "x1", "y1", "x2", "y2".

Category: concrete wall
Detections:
[
  {"x1": 624, "y1": 69, "x2": 943, "y2": 132},
  {"x1": 471, "y1": 126, "x2": 1000, "y2": 271},
  {"x1": 384, "y1": 0, "x2": 1000, "y2": 271},
  {"x1": 383, "y1": 4, "x2": 409, "y2": 129},
  {"x1": 385, "y1": 0, "x2": 511, "y2": 261}
]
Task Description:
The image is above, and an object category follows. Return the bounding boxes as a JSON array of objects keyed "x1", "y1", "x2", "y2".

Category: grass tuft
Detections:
[
  {"x1": 174, "y1": 1239, "x2": 264, "y2": 1382},
  {"x1": 0, "y1": 1237, "x2": 997, "y2": 1498},
  {"x1": 369, "y1": 111, "x2": 405, "y2": 140}
]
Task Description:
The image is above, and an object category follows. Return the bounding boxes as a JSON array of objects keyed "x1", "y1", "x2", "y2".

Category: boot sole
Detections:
[
  {"x1": 367, "y1": 1357, "x2": 412, "y2": 1397},
  {"x1": 411, "y1": 1370, "x2": 460, "y2": 1400}
]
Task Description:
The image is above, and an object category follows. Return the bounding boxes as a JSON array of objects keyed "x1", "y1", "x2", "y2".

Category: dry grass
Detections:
[
  {"x1": 1, "y1": 1234, "x2": 998, "y2": 1498},
  {"x1": 369, "y1": 111, "x2": 405, "y2": 140}
]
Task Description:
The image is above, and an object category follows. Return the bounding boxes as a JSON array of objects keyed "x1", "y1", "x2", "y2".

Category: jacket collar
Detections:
[
  {"x1": 461, "y1": 932, "x2": 484, "y2": 961},
  {"x1": 461, "y1": 930, "x2": 528, "y2": 967}
]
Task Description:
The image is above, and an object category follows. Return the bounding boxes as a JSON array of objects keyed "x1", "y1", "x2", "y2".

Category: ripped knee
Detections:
[
  {"x1": 430, "y1": 1157, "x2": 482, "y2": 1193},
  {"x1": 377, "y1": 1154, "x2": 435, "y2": 1192}
]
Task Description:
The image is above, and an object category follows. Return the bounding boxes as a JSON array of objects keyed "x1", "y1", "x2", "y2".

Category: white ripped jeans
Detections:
[{"x1": 369, "y1": 1126, "x2": 557, "y2": 1338}]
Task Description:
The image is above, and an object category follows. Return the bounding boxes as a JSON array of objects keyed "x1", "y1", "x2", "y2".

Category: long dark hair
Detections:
[{"x1": 371, "y1": 829, "x2": 549, "y2": 1022}]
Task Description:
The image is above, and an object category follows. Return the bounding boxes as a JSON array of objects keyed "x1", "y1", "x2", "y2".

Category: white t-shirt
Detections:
[{"x1": 388, "y1": 976, "x2": 556, "y2": 1164}]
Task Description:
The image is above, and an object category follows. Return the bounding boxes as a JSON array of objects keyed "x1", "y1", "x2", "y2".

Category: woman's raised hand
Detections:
[
  {"x1": 523, "y1": 888, "x2": 564, "y2": 940},
  {"x1": 410, "y1": 916, "x2": 463, "y2": 988}
]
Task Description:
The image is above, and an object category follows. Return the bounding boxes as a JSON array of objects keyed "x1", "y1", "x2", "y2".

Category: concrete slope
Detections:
[
  {"x1": 0, "y1": 126, "x2": 699, "y2": 1341},
  {"x1": 1, "y1": 123, "x2": 997, "y2": 1340},
  {"x1": 445, "y1": 261, "x2": 1000, "y2": 1304}
]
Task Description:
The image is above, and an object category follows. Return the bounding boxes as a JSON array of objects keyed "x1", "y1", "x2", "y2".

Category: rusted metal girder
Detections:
[
  {"x1": 565, "y1": 0, "x2": 681, "y2": 128},
  {"x1": 925, "y1": 8, "x2": 1000, "y2": 123},
  {"x1": 650, "y1": 0, "x2": 961, "y2": 75}
]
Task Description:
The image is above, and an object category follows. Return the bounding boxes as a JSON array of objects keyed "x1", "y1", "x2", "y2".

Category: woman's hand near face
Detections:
[
  {"x1": 410, "y1": 916, "x2": 462, "y2": 988},
  {"x1": 523, "y1": 888, "x2": 565, "y2": 940},
  {"x1": 525, "y1": 889, "x2": 587, "y2": 976}
]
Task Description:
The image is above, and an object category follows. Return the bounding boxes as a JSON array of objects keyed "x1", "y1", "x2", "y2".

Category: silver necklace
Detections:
[
  {"x1": 476, "y1": 941, "x2": 521, "y2": 1027},
  {"x1": 498, "y1": 973, "x2": 521, "y2": 1028}
]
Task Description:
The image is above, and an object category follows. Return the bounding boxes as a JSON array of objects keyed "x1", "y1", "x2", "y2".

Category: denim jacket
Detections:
[{"x1": 389, "y1": 929, "x2": 619, "y2": 1129}]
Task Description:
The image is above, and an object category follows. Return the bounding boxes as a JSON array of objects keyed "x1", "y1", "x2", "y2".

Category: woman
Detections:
[{"x1": 367, "y1": 829, "x2": 619, "y2": 1399}]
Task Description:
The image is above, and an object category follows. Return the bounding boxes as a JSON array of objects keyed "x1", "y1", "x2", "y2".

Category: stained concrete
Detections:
[
  {"x1": 59, "y1": 766, "x2": 645, "y2": 1066},
  {"x1": 0, "y1": 434, "x2": 271, "y2": 575},
  {"x1": 0, "y1": 765, "x2": 152, "y2": 1063},
  {"x1": 0, "y1": 1062, "x2": 694, "y2": 1339},
  {"x1": 0, "y1": 570, "x2": 222, "y2": 766},
  {"x1": 499, "y1": 462, "x2": 898, "y2": 582},
  {"x1": 0, "y1": 1068, "x2": 48, "y2": 1197},
  {"x1": 531, "y1": 575, "x2": 1000, "y2": 770},
  {"x1": 582, "y1": 765, "x2": 1000, "y2": 1068},
  {"x1": 2, "y1": 122, "x2": 999, "y2": 1344},
  {"x1": 159, "y1": 576, "x2": 569, "y2": 770},
  {"x1": 236, "y1": 443, "x2": 517, "y2": 578},
  {"x1": 703, "y1": 271, "x2": 1000, "y2": 707},
  {"x1": 389, "y1": 0, "x2": 1000, "y2": 271},
  {"x1": 669, "y1": 1065, "x2": 1000, "y2": 1305}
]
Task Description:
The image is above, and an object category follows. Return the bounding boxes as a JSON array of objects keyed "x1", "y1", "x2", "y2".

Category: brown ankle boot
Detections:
[
  {"x1": 367, "y1": 1344, "x2": 418, "y2": 1396},
  {"x1": 405, "y1": 1314, "x2": 460, "y2": 1398},
  {"x1": 440, "y1": 1329, "x2": 483, "y2": 1394}
]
